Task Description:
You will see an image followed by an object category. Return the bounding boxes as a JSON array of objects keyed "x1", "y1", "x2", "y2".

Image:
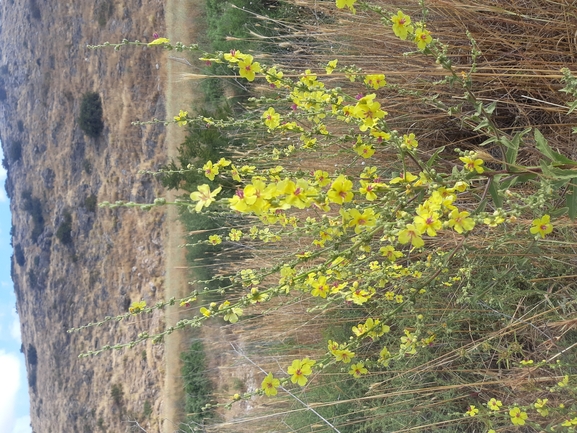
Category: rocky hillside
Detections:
[{"x1": 0, "y1": 1, "x2": 173, "y2": 432}]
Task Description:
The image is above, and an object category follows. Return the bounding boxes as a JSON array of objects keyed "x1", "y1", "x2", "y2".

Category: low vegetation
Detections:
[{"x1": 78, "y1": 92, "x2": 104, "y2": 138}]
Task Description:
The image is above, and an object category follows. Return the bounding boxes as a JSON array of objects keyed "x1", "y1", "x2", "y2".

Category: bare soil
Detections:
[{"x1": 162, "y1": 1, "x2": 201, "y2": 432}]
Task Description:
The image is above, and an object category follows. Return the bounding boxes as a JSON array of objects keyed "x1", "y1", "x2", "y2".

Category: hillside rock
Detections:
[{"x1": 0, "y1": 1, "x2": 172, "y2": 432}]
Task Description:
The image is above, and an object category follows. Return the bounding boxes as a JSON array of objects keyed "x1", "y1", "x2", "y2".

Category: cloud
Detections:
[
  {"x1": 12, "y1": 415, "x2": 31, "y2": 433},
  {"x1": 0, "y1": 351, "x2": 20, "y2": 433},
  {"x1": 9, "y1": 317, "x2": 21, "y2": 343}
]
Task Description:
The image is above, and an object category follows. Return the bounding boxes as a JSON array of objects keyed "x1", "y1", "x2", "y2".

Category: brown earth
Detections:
[{"x1": 162, "y1": 1, "x2": 199, "y2": 432}]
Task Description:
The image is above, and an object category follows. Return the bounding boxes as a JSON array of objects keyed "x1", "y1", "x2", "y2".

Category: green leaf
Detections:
[
  {"x1": 425, "y1": 146, "x2": 445, "y2": 168},
  {"x1": 488, "y1": 176, "x2": 503, "y2": 208},
  {"x1": 534, "y1": 129, "x2": 575, "y2": 165},
  {"x1": 567, "y1": 178, "x2": 577, "y2": 220},
  {"x1": 550, "y1": 207, "x2": 568, "y2": 218},
  {"x1": 473, "y1": 118, "x2": 490, "y2": 132},
  {"x1": 484, "y1": 101, "x2": 497, "y2": 115},
  {"x1": 504, "y1": 127, "x2": 532, "y2": 165},
  {"x1": 480, "y1": 136, "x2": 498, "y2": 147},
  {"x1": 540, "y1": 160, "x2": 577, "y2": 180},
  {"x1": 567, "y1": 100, "x2": 577, "y2": 115}
]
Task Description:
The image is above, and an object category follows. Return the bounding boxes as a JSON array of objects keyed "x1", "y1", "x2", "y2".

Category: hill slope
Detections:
[{"x1": 0, "y1": 1, "x2": 173, "y2": 432}]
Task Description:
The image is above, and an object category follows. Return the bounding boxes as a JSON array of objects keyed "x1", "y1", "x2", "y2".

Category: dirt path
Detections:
[{"x1": 162, "y1": 2, "x2": 202, "y2": 432}]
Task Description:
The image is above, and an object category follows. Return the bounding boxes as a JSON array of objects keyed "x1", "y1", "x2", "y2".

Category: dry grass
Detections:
[{"x1": 176, "y1": 1, "x2": 577, "y2": 431}]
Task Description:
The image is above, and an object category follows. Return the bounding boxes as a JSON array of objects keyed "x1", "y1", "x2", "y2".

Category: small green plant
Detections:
[
  {"x1": 110, "y1": 383, "x2": 123, "y2": 407},
  {"x1": 180, "y1": 340, "x2": 213, "y2": 428},
  {"x1": 142, "y1": 400, "x2": 152, "y2": 419},
  {"x1": 83, "y1": 194, "x2": 97, "y2": 213},
  {"x1": 78, "y1": 92, "x2": 104, "y2": 138},
  {"x1": 14, "y1": 243, "x2": 25, "y2": 266},
  {"x1": 95, "y1": 0, "x2": 113, "y2": 28},
  {"x1": 8, "y1": 140, "x2": 22, "y2": 163},
  {"x1": 55, "y1": 211, "x2": 73, "y2": 245},
  {"x1": 21, "y1": 191, "x2": 44, "y2": 243},
  {"x1": 83, "y1": 159, "x2": 93, "y2": 175}
]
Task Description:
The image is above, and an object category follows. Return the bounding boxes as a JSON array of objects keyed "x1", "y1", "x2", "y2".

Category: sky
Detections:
[{"x1": 0, "y1": 147, "x2": 31, "y2": 433}]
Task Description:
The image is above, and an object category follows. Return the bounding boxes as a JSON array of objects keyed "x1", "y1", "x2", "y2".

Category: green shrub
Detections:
[
  {"x1": 8, "y1": 140, "x2": 22, "y2": 163},
  {"x1": 78, "y1": 92, "x2": 104, "y2": 138},
  {"x1": 21, "y1": 191, "x2": 44, "y2": 243},
  {"x1": 83, "y1": 194, "x2": 97, "y2": 213},
  {"x1": 55, "y1": 211, "x2": 73, "y2": 245},
  {"x1": 180, "y1": 340, "x2": 213, "y2": 428},
  {"x1": 110, "y1": 384, "x2": 123, "y2": 406},
  {"x1": 95, "y1": 0, "x2": 113, "y2": 28},
  {"x1": 14, "y1": 243, "x2": 25, "y2": 266},
  {"x1": 142, "y1": 400, "x2": 152, "y2": 418}
]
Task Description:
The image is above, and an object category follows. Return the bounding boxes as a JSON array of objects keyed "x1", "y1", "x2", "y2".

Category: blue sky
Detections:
[{"x1": 0, "y1": 147, "x2": 31, "y2": 433}]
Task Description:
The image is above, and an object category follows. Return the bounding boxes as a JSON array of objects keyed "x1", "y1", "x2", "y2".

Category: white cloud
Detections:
[
  {"x1": 0, "y1": 351, "x2": 20, "y2": 433},
  {"x1": 12, "y1": 415, "x2": 31, "y2": 433},
  {"x1": 9, "y1": 317, "x2": 20, "y2": 343}
]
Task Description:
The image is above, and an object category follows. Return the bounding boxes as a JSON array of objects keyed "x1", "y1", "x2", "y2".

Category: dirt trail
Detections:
[{"x1": 162, "y1": 1, "x2": 202, "y2": 432}]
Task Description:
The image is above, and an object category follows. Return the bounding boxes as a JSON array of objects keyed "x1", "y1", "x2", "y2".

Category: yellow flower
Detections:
[
  {"x1": 215, "y1": 157, "x2": 231, "y2": 168},
  {"x1": 349, "y1": 362, "x2": 368, "y2": 378},
  {"x1": 129, "y1": 300, "x2": 146, "y2": 314},
  {"x1": 261, "y1": 373, "x2": 280, "y2": 396},
  {"x1": 229, "y1": 229, "x2": 242, "y2": 241},
  {"x1": 333, "y1": 348, "x2": 355, "y2": 363},
  {"x1": 390, "y1": 171, "x2": 418, "y2": 185},
  {"x1": 348, "y1": 208, "x2": 377, "y2": 233},
  {"x1": 379, "y1": 346, "x2": 391, "y2": 366},
  {"x1": 287, "y1": 359, "x2": 313, "y2": 386},
  {"x1": 558, "y1": 374, "x2": 569, "y2": 387},
  {"x1": 487, "y1": 398, "x2": 502, "y2": 411},
  {"x1": 208, "y1": 235, "x2": 222, "y2": 245},
  {"x1": 414, "y1": 208, "x2": 442, "y2": 237},
  {"x1": 327, "y1": 175, "x2": 354, "y2": 204},
  {"x1": 465, "y1": 405, "x2": 479, "y2": 417},
  {"x1": 223, "y1": 49, "x2": 246, "y2": 63},
  {"x1": 314, "y1": 170, "x2": 331, "y2": 187},
  {"x1": 325, "y1": 59, "x2": 338, "y2": 74},
  {"x1": 190, "y1": 184, "x2": 222, "y2": 212},
  {"x1": 380, "y1": 246, "x2": 403, "y2": 262},
  {"x1": 398, "y1": 224, "x2": 425, "y2": 248},
  {"x1": 202, "y1": 161, "x2": 219, "y2": 181},
  {"x1": 237, "y1": 54, "x2": 262, "y2": 82},
  {"x1": 148, "y1": 37, "x2": 170, "y2": 46},
  {"x1": 179, "y1": 296, "x2": 197, "y2": 307},
  {"x1": 265, "y1": 66, "x2": 284, "y2": 87},
  {"x1": 391, "y1": 11, "x2": 414, "y2": 40},
  {"x1": 364, "y1": 74, "x2": 386, "y2": 90},
  {"x1": 534, "y1": 398, "x2": 548, "y2": 417},
  {"x1": 335, "y1": 0, "x2": 357, "y2": 13},
  {"x1": 509, "y1": 407, "x2": 528, "y2": 426},
  {"x1": 530, "y1": 214, "x2": 553, "y2": 238},
  {"x1": 262, "y1": 107, "x2": 280, "y2": 129},
  {"x1": 460, "y1": 155, "x2": 484, "y2": 173},
  {"x1": 448, "y1": 209, "x2": 475, "y2": 234},
  {"x1": 355, "y1": 143, "x2": 375, "y2": 159},
  {"x1": 353, "y1": 94, "x2": 387, "y2": 131},
  {"x1": 174, "y1": 109, "x2": 188, "y2": 126},
  {"x1": 402, "y1": 133, "x2": 418, "y2": 150},
  {"x1": 414, "y1": 27, "x2": 432, "y2": 50}
]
